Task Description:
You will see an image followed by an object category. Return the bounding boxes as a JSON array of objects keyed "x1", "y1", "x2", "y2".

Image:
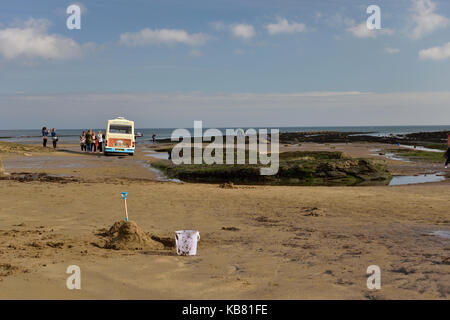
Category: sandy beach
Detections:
[
  {"x1": 3, "y1": 0, "x2": 450, "y2": 305},
  {"x1": 0, "y1": 141, "x2": 448, "y2": 300}
]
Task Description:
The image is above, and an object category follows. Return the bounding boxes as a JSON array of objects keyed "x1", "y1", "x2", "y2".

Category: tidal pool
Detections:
[
  {"x1": 389, "y1": 173, "x2": 445, "y2": 186},
  {"x1": 429, "y1": 230, "x2": 450, "y2": 240}
]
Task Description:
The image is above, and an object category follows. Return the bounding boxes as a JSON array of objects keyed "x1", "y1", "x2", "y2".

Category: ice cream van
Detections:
[{"x1": 104, "y1": 117, "x2": 135, "y2": 156}]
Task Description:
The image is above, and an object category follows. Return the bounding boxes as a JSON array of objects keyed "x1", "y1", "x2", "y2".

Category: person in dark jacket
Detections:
[
  {"x1": 51, "y1": 128, "x2": 58, "y2": 149},
  {"x1": 42, "y1": 127, "x2": 48, "y2": 147},
  {"x1": 86, "y1": 130, "x2": 93, "y2": 152}
]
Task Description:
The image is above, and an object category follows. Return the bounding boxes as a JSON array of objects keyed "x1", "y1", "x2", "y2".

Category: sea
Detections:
[{"x1": 1, "y1": 126, "x2": 449, "y2": 144}]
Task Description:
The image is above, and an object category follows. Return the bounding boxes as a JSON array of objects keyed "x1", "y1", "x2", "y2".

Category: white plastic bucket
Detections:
[{"x1": 175, "y1": 230, "x2": 200, "y2": 256}]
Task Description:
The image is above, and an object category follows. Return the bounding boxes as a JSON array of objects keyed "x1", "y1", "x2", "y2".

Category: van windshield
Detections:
[{"x1": 109, "y1": 125, "x2": 132, "y2": 134}]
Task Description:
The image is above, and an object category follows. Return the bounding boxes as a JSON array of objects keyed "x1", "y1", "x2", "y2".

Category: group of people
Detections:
[
  {"x1": 42, "y1": 127, "x2": 58, "y2": 149},
  {"x1": 80, "y1": 130, "x2": 104, "y2": 153}
]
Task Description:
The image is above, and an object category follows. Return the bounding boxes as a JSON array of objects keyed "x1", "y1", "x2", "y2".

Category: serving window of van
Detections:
[{"x1": 109, "y1": 125, "x2": 132, "y2": 134}]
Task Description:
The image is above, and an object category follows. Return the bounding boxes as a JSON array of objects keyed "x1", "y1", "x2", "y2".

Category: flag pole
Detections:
[{"x1": 121, "y1": 192, "x2": 129, "y2": 222}]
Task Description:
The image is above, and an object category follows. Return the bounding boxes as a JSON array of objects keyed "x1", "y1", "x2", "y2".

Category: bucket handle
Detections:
[
  {"x1": 175, "y1": 233, "x2": 180, "y2": 255},
  {"x1": 174, "y1": 231, "x2": 199, "y2": 241}
]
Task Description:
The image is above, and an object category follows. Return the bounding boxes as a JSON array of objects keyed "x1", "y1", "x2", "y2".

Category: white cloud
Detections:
[
  {"x1": 120, "y1": 28, "x2": 210, "y2": 46},
  {"x1": 233, "y1": 49, "x2": 245, "y2": 55},
  {"x1": 231, "y1": 24, "x2": 255, "y2": 39},
  {"x1": 347, "y1": 22, "x2": 394, "y2": 38},
  {"x1": 0, "y1": 18, "x2": 87, "y2": 60},
  {"x1": 210, "y1": 21, "x2": 226, "y2": 31},
  {"x1": 410, "y1": 0, "x2": 449, "y2": 39},
  {"x1": 211, "y1": 22, "x2": 257, "y2": 40},
  {"x1": 385, "y1": 47, "x2": 400, "y2": 54},
  {"x1": 266, "y1": 18, "x2": 307, "y2": 35},
  {"x1": 419, "y1": 42, "x2": 450, "y2": 60}
]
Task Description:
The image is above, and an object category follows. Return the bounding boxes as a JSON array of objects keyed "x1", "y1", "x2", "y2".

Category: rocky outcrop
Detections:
[
  {"x1": 155, "y1": 151, "x2": 392, "y2": 186},
  {"x1": 316, "y1": 159, "x2": 390, "y2": 183},
  {"x1": 279, "y1": 130, "x2": 449, "y2": 147}
]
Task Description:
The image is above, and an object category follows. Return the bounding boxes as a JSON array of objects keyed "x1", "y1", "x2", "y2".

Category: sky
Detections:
[{"x1": 0, "y1": 0, "x2": 449, "y2": 129}]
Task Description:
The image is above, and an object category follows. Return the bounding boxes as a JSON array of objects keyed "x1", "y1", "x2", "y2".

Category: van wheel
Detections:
[
  {"x1": 129, "y1": 153, "x2": 134, "y2": 156},
  {"x1": 104, "y1": 152, "x2": 109, "y2": 156}
]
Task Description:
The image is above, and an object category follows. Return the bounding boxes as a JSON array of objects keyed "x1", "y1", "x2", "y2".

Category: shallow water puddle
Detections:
[
  {"x1": 389, "y1": 173, "x2": 445, "y2": 186},
  {"x1": 384, "y1": 153, "x2": 412, "y2": 162},
  {"x1": 3, "y1": 156, "x2": 92, "y2": 169},
  {"x1": 429, "y1": 230, "x2": 450, "y2": 240},
  {"x1": 399, "y1": 144, "x2": 444, "y2": 153},
  {"x1": 144, "y1": 150, "x2": 170, "y2": 160},
  {"x1": 369, "y1": 149, "x2": 411, "y2": 162}
]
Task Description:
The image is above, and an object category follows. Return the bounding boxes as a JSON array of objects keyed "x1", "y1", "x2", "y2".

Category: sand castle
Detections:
[{"x1": 103, "y1": 220, "x2": 164, "y2": 250}]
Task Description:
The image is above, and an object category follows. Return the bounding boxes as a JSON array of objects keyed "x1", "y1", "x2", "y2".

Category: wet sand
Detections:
[
  {"x1": 1, "y1": 144, "x2": 158, "y2": 181},
  {"x1": 0, "y1": 143, "x2": 448, "y2": 299}
]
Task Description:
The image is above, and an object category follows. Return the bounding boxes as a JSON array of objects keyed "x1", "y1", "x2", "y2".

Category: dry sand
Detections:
[{"x1": 0, "y1": 143, "x2": 448, "y2": 299}]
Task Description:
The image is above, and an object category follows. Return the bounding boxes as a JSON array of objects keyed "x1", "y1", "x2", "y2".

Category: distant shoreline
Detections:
[{"x1": 1, "y1": 125, "x2": 450, "y2": 144}]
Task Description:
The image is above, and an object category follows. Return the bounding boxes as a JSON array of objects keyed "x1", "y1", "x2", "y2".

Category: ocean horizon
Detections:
[{"x1": 1, "y1": 125, "x2": 450, "y2": 144}]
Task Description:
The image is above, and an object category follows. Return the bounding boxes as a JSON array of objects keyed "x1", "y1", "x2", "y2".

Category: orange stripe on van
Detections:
[{"x1": 108, "y1": 138, "x2": 131, "y2": 148}]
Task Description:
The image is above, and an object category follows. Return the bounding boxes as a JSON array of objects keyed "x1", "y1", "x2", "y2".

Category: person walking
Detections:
[
  {"x1": 93, "y1": 132, "x2": 97, "y2": 152},
  {"x1": 91, "y1": 129, "x2": 95, "y2": 152},
  {"x1": 80, "y1": 131, "x2": 86, "y2": 152},
  {"x1": 91, "y1": 130, "x2": 96, "y2": 152},
  {"x1": 97, "y1": 130, "x2": 103, "y2": 153},
  {"x1": 51, "y1": 128, "x2": 58, "y2": 149},
  {"x1": 86, "y1": 130, "x2": 93, "y2": 152},
  {"x1": 42, "y1": 127, "x2": 48, "y2": 147},
  {"x1": 445, "y1": 132, "x2": 450, "y2": 169},
  {"x1": 90, "y1": 129, "x2": 95, "y2": 152}
]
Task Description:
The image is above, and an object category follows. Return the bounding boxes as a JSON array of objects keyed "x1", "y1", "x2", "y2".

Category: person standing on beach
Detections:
[
  {"x1": 51, "y1": 128, "x2": 58, "y2": 149},
  {"x1": 152, "y1": 133, "x2": 156, "y2": 143},
  {"x1": 90, "y1": 129, "x2": 95, "y2": 152},
  {"x1": 445, "y1": 132, "x2": 450, "y2": 169},
  {"x1": 42, "y1": 127, "x2": 48, "y2": 147},
  {"x1": 97, "y1": 130, "x2": 103, "y2": 153},
  {"x1": 80, "y1": 131, "x2": 86, "y2": 152},
  {"x1": 86, "y1": 130, "x2": 93, "y2": 152},
  {"x1": 93, "y1": 133, "x2": 98, "y2": 152},
  {"x1": 91, "y1": 130, "x2": 96, "y2": 152}
]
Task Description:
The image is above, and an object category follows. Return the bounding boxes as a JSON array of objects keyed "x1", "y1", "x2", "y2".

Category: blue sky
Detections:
[{"x1": 0, "y1": 0, "x2": 449, "y2": 128}]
